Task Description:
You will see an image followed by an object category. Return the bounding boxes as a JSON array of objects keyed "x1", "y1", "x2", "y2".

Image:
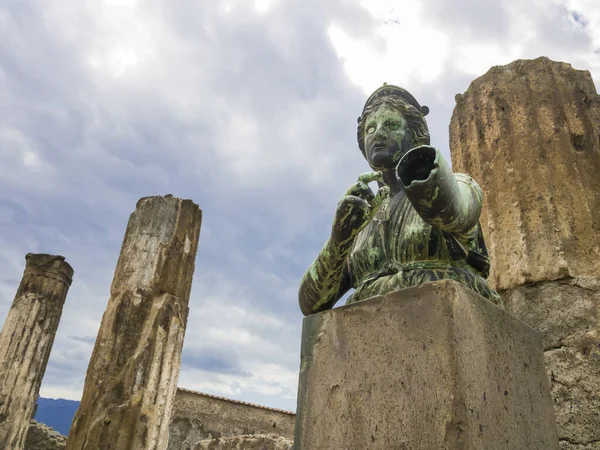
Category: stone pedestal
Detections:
[
  {"x1": 450, "y1": 57, "x2": 600, "y2": 292},
  {"x1": 295, "y1": 280, "x2": 559, "y2": 450},
  {"x1": 65, "y1": 195, "x2": 202, "y2": 450},
  {"x1": 0, "y1": 254, "x2": 73, "y2": 450}
]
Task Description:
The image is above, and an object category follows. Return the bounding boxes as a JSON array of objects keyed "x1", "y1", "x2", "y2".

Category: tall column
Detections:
[
  {"x1": 450, "y1": 57, "x2": 600, "y2": 448},
  {"x1": 65, "y1": 195, "x2": 202, "y2": 450},
  {"x1": 0, "y1": 254, "x2": 74, "y2": 450}
]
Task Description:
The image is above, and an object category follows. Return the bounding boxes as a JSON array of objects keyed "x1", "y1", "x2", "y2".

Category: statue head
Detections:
[{"x1": 357, "y1": 84, "x2": 430, "y2": 170}]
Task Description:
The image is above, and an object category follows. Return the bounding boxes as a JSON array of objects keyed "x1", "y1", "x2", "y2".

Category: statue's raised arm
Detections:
[
  {"x1": 299, "y1": 84, "x2": 499, "y2": 316},
  {"x1": 397, "y1": 144, "x2": 482, "y2": 238}
]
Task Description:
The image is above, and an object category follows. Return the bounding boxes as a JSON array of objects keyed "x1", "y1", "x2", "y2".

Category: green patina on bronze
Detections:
[{"x1": 298, "y1": 84, "x2": 500, "y2": 316}]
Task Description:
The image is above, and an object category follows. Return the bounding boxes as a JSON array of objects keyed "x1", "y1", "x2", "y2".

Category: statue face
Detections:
[{"x1": 362, "y1": 104, "x2": 410, "y2": 170}]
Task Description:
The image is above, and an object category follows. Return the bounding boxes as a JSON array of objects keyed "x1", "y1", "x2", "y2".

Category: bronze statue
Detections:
[{"x1": 299, "y1": 84, "x2": 500, "y2": 316}]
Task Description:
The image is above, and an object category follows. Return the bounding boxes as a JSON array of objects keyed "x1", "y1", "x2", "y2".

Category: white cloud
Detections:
[
  {"x1": 254, "y1": 0, "x2": 282, "y2": 14},
  {"x1": 328, "y1": 1, "x2": 450, "y2": 93},
  {"x1": 0, "y1": 126, "x2": 55, "y2": 182},
  {"x1": 328, "y1": 0, "x2": 600, "y2": 93}
]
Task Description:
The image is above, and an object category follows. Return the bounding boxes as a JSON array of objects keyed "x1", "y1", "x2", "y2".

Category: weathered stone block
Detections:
[
  {"x1": 502, "y1": 278, "x2": 600, "y2": 448},
  {"x1": 450, "y1": 57, "x2": 600, "y2": 291},
  {"x1": 295, "y1": 280, "x2": 558, "y2": 450}
]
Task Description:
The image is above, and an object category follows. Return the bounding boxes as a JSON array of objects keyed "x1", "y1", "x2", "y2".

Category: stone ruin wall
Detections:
[
  {"x1": 191, "y1": 434, "x2": 293, "y2": 450},
  {"x1": 23, "y1": 425, "x2": 290, "y2": 450},
  {"x1": 167, "y1": 388, "x2": 295, "y2": 449},
  {"x1": 25, "y1": 388, "x2": 295, "y2": 450},
  {"x1": 25, "y1": 421, "x2": 66, "y2": 450}
]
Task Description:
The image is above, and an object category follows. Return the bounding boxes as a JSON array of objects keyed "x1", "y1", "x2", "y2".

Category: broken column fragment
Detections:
[
  {"x1": 450, "y1": 56, "x2": 600, "y2": 291},
  {"x1": 65, "y1": 195, "x2": 202, "y2": 450},
  {"x1": 450, "y1": 57, "x2": 600, "y2": 449},
  {"x1": 0, "y1": 254, "x2": 74, "y2": 450}
]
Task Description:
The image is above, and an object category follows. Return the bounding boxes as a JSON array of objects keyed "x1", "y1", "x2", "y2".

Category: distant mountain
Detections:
[{"x1": 34, "y1": 397, "x2": 80, "y2": 436}]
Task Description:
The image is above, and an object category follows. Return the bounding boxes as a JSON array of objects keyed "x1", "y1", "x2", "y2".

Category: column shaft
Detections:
[
  {"x1": 450, "y1": 57, "x2": 600, "y2": 291},
  {"x1": 65, "y1": 195, "x2": 201, "y2": 450},
  {"x1": 0, "y1": 254, "x2": 73, "y2": 450}
]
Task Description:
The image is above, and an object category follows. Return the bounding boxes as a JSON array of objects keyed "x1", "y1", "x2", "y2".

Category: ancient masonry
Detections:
[
  {"x1": 24, "y1": 389, "x2": 294, "y2": 450},
  {"x1": 0, "y1": 254, "x2": 73, "y2": 450},
  {"x1": 191, "y1": 434, "x2": 293, "y2": 450},
  {"x1": 168, "y1": 388, "x2": 295, "y2": 448},
  {"x1": 25, "y1": 421, "x2": 67, "y2": 450},
  {"x1": 295, "y1": 281, "x2": 558, "y2": 449},
  {"x1": 65, "y1": 195, "x2": 202, "y2": 450},
  {"x1": 450, "y1": 57, "x2": 600, "y2": 449}
]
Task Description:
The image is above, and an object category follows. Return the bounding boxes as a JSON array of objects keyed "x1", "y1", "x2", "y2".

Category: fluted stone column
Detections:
[
  {"x1": 65, "y1": 195, "x2": 202, "y2": 450},
  {"x1": 450, "y1": 57, "x2": 600, "y2": 291},
  {"x1": 0, "y1": 254, "x2": 74, "y2": 450},
  {"x1": 450, "y1": 57, "x2": 600, "y2": 448}
]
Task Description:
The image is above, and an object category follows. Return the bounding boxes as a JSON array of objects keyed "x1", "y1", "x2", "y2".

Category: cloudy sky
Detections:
[{"x1": 1, "y1": 0, "x2": 599, "y2": 412}]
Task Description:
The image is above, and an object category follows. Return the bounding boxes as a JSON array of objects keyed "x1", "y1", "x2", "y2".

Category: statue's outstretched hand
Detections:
[{"x1": 332, "y1": 172, "x2": 389, "y2": 243}]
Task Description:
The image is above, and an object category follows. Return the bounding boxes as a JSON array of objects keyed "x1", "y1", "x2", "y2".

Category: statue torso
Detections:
[{"x1": 346, "y1": 190, "x2": 498, "y2": 303}]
